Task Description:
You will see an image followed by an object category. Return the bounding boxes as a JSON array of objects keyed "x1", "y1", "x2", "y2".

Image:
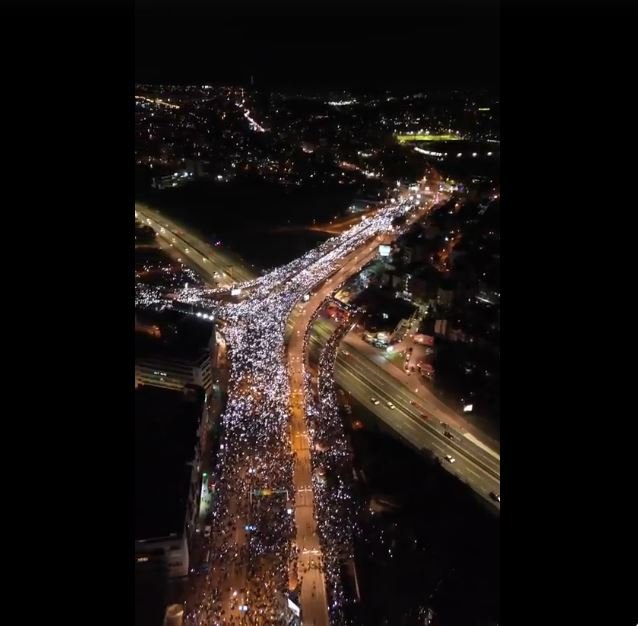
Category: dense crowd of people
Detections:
[
  {"x1": 304, "y1": 316, "x2": 357, "y2": 625},
  {"x1": 135, "y1": 254, "x2": 205, "y2": 309},
  {"x1": 143, "y1": 196, "x2": 424, "y2": 625}
]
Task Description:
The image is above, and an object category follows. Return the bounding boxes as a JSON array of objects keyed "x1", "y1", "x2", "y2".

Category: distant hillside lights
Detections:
[
  {"x1": 327, "y1": 99, "x2": 357, "y2": 106},
  {"x1": 414, "y1": 147, "x2": 446, "y2": 158},
  {"x1": 134, "y1": 94, "x2": 180, "y2": 110},
  {"x1": 396, "y1": 131, "x2": 463, "y2": 143}
]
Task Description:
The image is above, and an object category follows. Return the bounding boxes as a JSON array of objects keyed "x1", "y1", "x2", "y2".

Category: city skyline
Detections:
[{"x1": 135, "y1": 75, "x2": 500, "y2": 626}]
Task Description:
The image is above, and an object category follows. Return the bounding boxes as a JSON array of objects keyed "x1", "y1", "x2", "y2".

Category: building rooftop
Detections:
[
  {"x1": 135, "y1": 559, "x2": 168, "y2": 626},
  {"x1": 135, "y1": 385, "x2": 203, "y2": 541},
  {"x1": 135, "y1": 308, "x2": 213, "y2": 363},
  {"x1": 355, "y1": 287, "x2": 417, "y2": 332}
]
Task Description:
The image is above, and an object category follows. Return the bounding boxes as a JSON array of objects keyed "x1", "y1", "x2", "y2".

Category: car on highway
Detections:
[
  {"x1": 444, "y1": 431, "x2": 454, "y2": 440},
  {"x1": 490, "y1": 492, "x2": 500, "y2": 503},
  {"x1": 387, "y1": 401, "x2": 396, "y2": 409},
  {"x1": 420, "y1": 413, "x2": 429, "y2": 420},
  {"x1": 370, "y1": 397, "x2": 380, "y2": 405},
  {"x1": 444, "y1": 454, "x2": 456, "y2": 463},
  {"x1": 342, "y1": 350, "x2": 350, "y2": 356}
]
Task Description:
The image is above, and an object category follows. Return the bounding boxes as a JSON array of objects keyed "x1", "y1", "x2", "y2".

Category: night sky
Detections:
[{"x1": 135, "y1": 3, "x2": 500, "y2": 90}]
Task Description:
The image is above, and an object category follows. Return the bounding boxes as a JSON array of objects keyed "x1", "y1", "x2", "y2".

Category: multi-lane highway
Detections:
[
  {"x1": 285, "y1": 233, "x2": 395, "y2": 626},
  {"x1": 135, "y1": 203, "x2": 256, "y2": 286},
  {"x1": 136, "y1": 186, "x2": 499, "y2": 624},
  {"x1": 136, "y1": 197, "x2": 500, "y2": 508},
  {"x1": 308, "y1": 320, "x2": 500, "y2": 506}
]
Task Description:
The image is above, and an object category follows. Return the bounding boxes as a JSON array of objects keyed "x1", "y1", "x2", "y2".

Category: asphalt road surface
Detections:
[
  {"x1": 136, "y1": 204, "x2": 256, "y2": 286},
  {"x1": 284, "y1": 233, "x2": 395, "y2": 626},
  {"x1": 308, "y1": 325, "x2": 500, "y2": 507}
]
